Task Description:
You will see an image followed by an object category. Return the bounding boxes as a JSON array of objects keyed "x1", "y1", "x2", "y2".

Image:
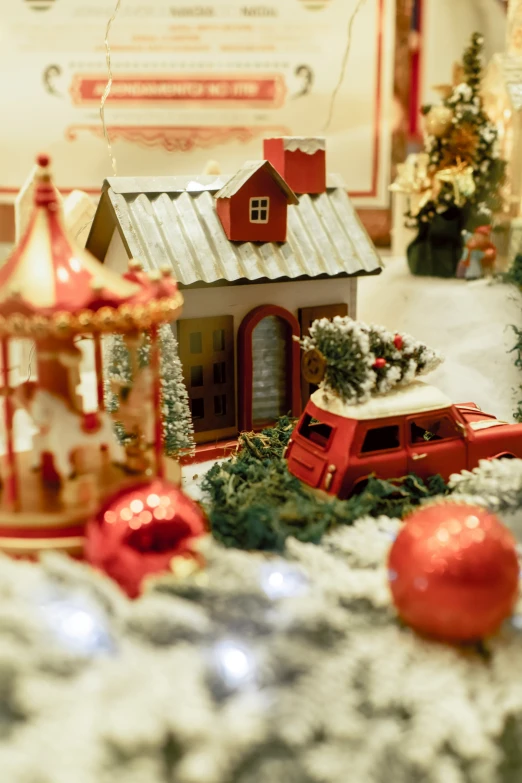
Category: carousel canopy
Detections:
[{"x1": 0, "y1": 156, "x2": 182, "y2": 339}]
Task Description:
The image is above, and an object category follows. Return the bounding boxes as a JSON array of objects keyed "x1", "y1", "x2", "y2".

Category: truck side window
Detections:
[
  {"x1": 360, "y1": 425, "x2": 400, "y2": 454},
  {"x1": 409, "y1": 415, "x2": 458, "y2": 445},
  {"x1": 299, "y1": 414, "x2": 333, "y2": 449}
]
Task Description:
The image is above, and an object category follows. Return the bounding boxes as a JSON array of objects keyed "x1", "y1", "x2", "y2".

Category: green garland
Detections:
[{"x1": 202, "y1": 418, "x2": 448, "y2": 551}]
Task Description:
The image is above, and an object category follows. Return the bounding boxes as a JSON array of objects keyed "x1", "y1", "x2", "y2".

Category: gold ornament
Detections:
[
  {"x1": 424, "y1": 106, "x2": 453, "y2": 138},
  {"x1": 78, "y1": 311, "x2": 93, "y2": 329},
  {"x1": 302, "y1": 349, "x2": 327, "y2": 385},
  {"x1": 441, "y1": 123, "x2": 478, "y2": 167}
]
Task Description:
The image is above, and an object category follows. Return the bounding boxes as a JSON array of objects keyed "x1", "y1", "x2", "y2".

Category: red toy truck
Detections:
[{"x1": 285, "y1": 381, "x2": 522, "y2": 499}]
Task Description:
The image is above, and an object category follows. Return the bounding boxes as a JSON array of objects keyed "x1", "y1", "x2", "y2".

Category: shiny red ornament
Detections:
[
  {"x1": 85, "y1": 479, "x2": 208, "y2": 598},
  {"x1": 388, "y1": 503, "x2": 519, "y2": 642},
  {"x1": 393, "y1": 334, "x2": 404, "y2": 350},
  {"x1": 373, "y1": 357, "x2": 387, "y2": 369}
]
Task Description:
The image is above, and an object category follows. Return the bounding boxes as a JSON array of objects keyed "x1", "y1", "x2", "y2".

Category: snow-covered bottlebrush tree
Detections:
[
  {"x1": 104, "y1": 324, "x2": 194, "y2": 457},
  {"x1": 299, "y1": 317, "x2": 443, "y2": 405}
]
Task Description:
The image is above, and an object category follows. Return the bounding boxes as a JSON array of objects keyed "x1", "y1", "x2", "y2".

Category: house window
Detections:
[
  {"x1": 360, "y1": 425, "x2": 400, "y2": 454},
  {"x1": 214, "y1": 395, "x2": 227, "y2": 416},
  {"x1": 213, "y1": 362, "x2": 226, "y2": 384},
  {"x1": 190, "y1": 365, "x2": 203, "y2": 387},
  {"x1": 190, "y1": 332, "x2": 202, "y2": 354},
  {"x1": 249, "y1": 197, "x2": 270, "y2": 224},
  {"x1": 177, "y1": 315, "x2": 236, "y2": 439},
  {"x1": 192, "y1": 398, "x2": 205, "y2": 419},
  {"x1": 213, "y1": 329, "x2": 225, "y2": 352}
]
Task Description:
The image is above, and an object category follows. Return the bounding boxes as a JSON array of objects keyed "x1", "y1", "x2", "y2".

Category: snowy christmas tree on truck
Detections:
[{"x1": 286, "y1": 317, "x2": 522, "y2": 497}]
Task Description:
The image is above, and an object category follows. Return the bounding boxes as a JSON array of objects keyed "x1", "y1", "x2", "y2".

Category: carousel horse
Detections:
[{"x1": 6, "y1": 382, "x2": 126, "y2": 482}]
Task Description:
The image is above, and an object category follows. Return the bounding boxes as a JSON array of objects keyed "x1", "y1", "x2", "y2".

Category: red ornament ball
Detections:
[
  {"x1": 373, "y1": 357, "x2": 387, "y2": 369},
  {"x1": 388, "y1": 503, "x2": 519, "y2": 642},
  {"x1": 393, "y1": 334, "x2": 404, "y2": 350},
  {"x1": 85, "y1": 479, "x2": 208, "y2": 598}
]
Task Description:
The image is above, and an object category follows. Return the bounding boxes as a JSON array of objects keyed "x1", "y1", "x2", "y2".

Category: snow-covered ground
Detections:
[{"x1": 358, "y1": 256, "x2": 522, "y2": 423}]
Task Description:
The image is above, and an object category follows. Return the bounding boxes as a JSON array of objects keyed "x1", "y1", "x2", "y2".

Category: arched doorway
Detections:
[{"x1": 238, "y1": 305, "x2": 301, "y2": 432}]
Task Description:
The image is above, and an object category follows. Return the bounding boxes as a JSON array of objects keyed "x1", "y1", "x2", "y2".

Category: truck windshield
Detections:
[{"x1": 299, "y1": 414, "x2": 333, "y2": 449}]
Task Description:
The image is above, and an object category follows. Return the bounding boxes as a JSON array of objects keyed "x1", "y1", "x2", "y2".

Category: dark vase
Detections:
[{"x1": 406, "y1": 209, "x2": 465, "y2": 278}]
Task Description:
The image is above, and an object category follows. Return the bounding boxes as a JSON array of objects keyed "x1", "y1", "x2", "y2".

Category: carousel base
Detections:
[{"x1": 0, "y1": 451, "x2": 181, "y2": 557}]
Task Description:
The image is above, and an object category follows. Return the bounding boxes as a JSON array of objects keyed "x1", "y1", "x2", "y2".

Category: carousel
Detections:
[{"x1": 0, "y1": 155, "x2": 183, "y2": 557}]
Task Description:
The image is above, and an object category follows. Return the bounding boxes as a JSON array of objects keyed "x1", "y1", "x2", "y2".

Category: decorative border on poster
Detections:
[
  {"x1": 65, "y1": 124, "x2": 291, "y2": 154},
  {"x1": 70, "y1": 73, "x2": 287, "y2": 110}
]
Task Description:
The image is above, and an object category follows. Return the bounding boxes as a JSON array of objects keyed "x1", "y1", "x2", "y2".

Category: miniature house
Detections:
[{"x1": 86, "y1": 137, "x2": 382, "y2": 444}]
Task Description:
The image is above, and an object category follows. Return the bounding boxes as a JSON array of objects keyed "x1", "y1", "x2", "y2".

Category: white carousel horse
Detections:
[{"x1": 5, "y1": 382, "x2": 126, "y2": 481}]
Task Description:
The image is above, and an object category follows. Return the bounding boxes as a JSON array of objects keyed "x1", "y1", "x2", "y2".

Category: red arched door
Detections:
[{"x1": 238, "y1": 305, "x2": 301, "y2": 432}]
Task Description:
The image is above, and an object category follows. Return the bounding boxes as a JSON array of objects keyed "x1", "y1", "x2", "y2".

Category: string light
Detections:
[
  {"x1": 212, "y1": 640, "x2": 257, "y2": 691},
  {"x1": 260, "y1": 562, "x2": 309, "y2": 600},
  {"x1": 39, "y1": 591, "x2": 115, "y2": 656},
  {"x1": 100, "y1": 0, "x2": 123, "y2": 176},
  {"x1": 323, "y1": 0, "x2": 368, "y2": 132}
]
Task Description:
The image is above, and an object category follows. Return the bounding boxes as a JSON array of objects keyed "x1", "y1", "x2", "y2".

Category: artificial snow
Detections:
[{"x1": 358, "y1": 256, "x2": 522, "y2": 423}]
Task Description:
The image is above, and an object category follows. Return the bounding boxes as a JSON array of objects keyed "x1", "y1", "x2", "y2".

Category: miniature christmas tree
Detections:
[
  {"x1": 397, "y1": 33, "x2": 507, "y2": 277},
  {"x1": 105, "y1": 325, "x2": 194, "y2": 457},
  {"x1": 299, "y1": 317, "x2": 443, "y2": 404},
  {"x1": 414, "y1": 32, "x2": 506, "y2": 231}
]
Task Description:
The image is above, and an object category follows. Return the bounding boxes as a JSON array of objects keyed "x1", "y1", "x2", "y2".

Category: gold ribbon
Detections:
[
  {"x1": 434, "y1": 159, "x2": 475, "y2": 207},
  {"x1": 390, "y1": 154, "x2": 475, "y2": 214}
]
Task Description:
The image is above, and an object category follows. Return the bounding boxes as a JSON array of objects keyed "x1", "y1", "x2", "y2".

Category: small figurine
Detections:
[
  {"x1": 12, "y1": 380, "x2": 126, "y2": 482},
  {"x1": 457, "y1": 225, "x2": 497, "y2": 280}
]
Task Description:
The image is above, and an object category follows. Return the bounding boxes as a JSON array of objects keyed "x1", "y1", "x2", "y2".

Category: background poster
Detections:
[{"x1": 0, "y1": 0, "x2": 395, "y2": 207}]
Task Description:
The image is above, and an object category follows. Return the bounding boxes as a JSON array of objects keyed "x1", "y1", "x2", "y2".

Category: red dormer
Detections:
[{"x1": 215, "y1": 160, "x2": 298, "y2": 243}]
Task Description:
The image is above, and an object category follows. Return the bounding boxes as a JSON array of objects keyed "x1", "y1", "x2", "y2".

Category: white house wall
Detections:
[
  {"x1": 179, "y1": 277, "x2": 358, "y2": 335},
  {"x1": 105, "y1": 229, "x2": 129, "y2": 275}
]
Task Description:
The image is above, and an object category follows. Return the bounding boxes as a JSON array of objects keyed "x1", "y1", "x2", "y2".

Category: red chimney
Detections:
[{"x1": 263, "y1": 137, "x2": 326, "y2": 195}]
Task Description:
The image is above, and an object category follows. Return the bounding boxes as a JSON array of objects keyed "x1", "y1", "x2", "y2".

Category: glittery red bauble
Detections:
[
  {"x1": 388, "y1": 503, "x2": 519, "y2": 642},
  {"x1": 85, "y1": 480, "x2": 207, "y2": 598},
  {"x1": 373, "y1": 357, "x2": 387, "y2": 369},
  {"x1": 393, "y1": 334, "x2": 404, "y2": 350}
]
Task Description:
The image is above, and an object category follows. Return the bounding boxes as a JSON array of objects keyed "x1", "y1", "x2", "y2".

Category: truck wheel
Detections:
[{"x1": 350, "y1": 479, "x2": 369, "y2": 497}]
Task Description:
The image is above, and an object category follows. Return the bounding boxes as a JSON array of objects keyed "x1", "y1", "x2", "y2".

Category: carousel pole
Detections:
[
  {"x1": 1, "y1": 338, "x2": 19, "y2": 510},
  {"x1": 149, "y1": 325, "x2": 164, "y2": 479}
]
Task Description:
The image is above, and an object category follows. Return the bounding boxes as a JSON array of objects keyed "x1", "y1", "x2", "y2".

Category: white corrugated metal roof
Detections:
[
  {"x1": 91, "y1": 173, "x2": 382, "y2": 286},
  {"x1": 311, "y1": 382, "x2": 452, "y2": 421}
]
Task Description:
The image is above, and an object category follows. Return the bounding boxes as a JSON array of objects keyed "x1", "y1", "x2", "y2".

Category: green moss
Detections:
[{"x1": 202, "y1": 418, "x2": 448, "y2": 551}]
